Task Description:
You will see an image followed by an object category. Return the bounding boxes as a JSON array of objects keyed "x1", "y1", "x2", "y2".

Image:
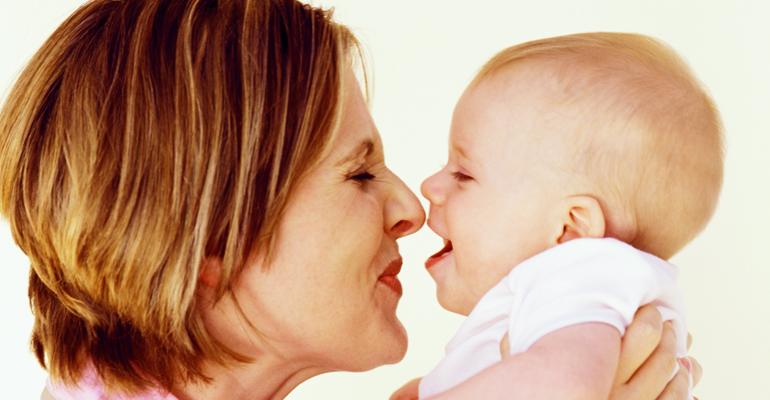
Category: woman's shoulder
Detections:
[
  {"x1": 44, "y1": 371, "x2": 178, "y2": 400},
  {"x1": 40, "y1": 386, "x2": 57, "y2": 400}
]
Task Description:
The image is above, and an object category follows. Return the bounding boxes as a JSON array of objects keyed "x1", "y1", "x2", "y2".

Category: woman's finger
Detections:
[
  {"x1": 614, "y1": 304, "x2": 663, "y2": 386},
  {"x1": 656, "y1": 361, "x2": 690, "y2": 400},
  {"x1": 689, "y1": 356, "x2": 702, "y2": 387},
  {"x1": 620, "y1": 321, "x2": 678, "y2": 399},
  {"x1": 390, "y1": 378, "x2": 422, "y2": 400},
  {"x1": 499, "y1": 332, "x2": 511, "y2": 359}
]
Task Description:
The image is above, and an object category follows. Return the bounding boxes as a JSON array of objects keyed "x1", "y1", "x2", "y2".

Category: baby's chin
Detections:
[{"x1": 435, "y1": 285, "x2": 477, "y2": 317}]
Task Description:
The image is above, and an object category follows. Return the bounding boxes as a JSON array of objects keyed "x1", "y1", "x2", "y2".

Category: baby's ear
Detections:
[{"x1": 557, "y1": 195, "x2": 606, "y2": 244}]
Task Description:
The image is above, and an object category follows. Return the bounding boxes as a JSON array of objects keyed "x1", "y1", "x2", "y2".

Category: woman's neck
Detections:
[{"x1": 171, "y1": 357, "x2": 332, "y2": 400}]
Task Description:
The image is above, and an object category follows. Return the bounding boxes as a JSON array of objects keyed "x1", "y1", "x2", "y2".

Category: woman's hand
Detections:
[
  {"x1": 610, "y1": 304, "x2": 702, "y2": 400},
  {"x1": 390, "y1": 377, "x2": 422, "y2": 400}
]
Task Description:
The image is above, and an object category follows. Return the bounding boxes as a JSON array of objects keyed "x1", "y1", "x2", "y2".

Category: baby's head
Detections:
[{"x1": 421, "y1": 32, "x2": 723, "y2": 315}]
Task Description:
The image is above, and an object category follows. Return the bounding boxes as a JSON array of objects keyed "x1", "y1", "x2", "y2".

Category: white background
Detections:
[{"x1": 1, "y1": 1, "x2": 768, "y2": 399}]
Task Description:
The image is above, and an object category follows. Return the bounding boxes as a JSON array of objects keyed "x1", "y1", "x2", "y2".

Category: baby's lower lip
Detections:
[
  {"x1": 378, "y1": 275, "x2": 403, "y2": 296},
  {"x1": 425, "y1": 241, "x2": 453, "y2": 269}
]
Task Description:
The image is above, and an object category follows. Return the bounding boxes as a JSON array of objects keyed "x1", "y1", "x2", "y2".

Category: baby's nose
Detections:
[{"x1": 420, "y1": 171, "x2": 445, "y2": 206}]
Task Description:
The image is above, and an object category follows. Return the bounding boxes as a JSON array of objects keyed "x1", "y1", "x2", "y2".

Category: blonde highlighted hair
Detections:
[
  {"x1": 0, "y1": 0, "x2": 359, "y2": 394},
  {"x1": 474, "y1": 33, "x2": 724, "y2": 259}
]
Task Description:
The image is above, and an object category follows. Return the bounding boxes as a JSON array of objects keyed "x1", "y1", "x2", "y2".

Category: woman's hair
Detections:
[
  {"x1": 471, "y1": 32, "x2": 724, "y2": 259},
  {"x1": 0, "y1": 0, "x2": 359, "y2": 394}
]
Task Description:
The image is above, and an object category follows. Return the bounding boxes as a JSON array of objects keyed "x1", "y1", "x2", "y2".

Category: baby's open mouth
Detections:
[
  {"x1": 430, "y1": 241, "x2": 453, "y2": 260},
  {"x1": 425, "y1": 241, "x2": 453, "y2": 270}
]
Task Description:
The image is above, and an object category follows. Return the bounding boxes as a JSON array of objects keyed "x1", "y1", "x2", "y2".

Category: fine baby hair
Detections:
[{"x1": 473, "y1": 32, "x2": 724, "y2": 259}]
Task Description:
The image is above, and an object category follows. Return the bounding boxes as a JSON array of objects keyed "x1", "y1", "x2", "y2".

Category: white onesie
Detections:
[{"x1": 419, "y1": 238, "x2": 690, "y2": 399}]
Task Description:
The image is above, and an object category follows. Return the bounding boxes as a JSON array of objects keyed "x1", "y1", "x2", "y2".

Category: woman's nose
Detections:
[
  {"x1": 385, "y1": 174, "x2": 425, "y2": 239},
  {"x1": 420, "y1": 170, "x2": 445, "y2": 207}
]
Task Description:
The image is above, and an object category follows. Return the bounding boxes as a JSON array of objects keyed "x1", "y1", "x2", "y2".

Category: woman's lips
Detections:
[
  {"x1": 378, "y1": 259, "x2": 403, "y2": 296},
  {"x1": 425, "y1": 241, "x2": 453, "y2": 269}
]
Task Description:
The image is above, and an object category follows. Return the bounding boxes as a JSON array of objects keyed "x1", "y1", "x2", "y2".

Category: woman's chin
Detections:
[
  {"x1": 355, "y1": 319, "x2": 408, "y2": 371},
  {"x1": 376, "y1": 320, "x2": 408, "y2": 367},
  {"x1": 386, "y1": 319, "x2": 409, "y2": 364},
  {"x1": 373, "y1": 286, "x2": 408, "y2": 361}
]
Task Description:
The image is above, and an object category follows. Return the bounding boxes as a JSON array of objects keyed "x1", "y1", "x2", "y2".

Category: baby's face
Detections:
[{"x1": 421, "y1": 70, "x2": 567, "y2": 316}]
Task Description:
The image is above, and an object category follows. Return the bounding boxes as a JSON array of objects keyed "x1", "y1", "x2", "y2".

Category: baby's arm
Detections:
[
  {"x1": 392, "y1": 306, "x2": 696, "y2": 400},
  {"x1": 425, "y1": 322, "x2": 620, "y2": 400}
]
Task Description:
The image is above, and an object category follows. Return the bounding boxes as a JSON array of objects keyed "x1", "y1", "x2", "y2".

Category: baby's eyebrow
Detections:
[
  {"x1": 452, "y1": 141, "x2": 470, "y2": 161},
  {"x1": 337, "y1": 139, "x2": 374, "y2": 166}
]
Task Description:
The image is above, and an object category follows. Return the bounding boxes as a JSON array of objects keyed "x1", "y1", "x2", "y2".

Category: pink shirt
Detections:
[{"x1": 45, "y1": 367, "x2": 177, "y2": 400}]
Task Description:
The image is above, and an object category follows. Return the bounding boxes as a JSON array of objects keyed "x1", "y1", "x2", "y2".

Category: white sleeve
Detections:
[
  {"x1": 504, "y1": 239, "x2": 687, "y2": 356},
  {"x1": 419, "y1": 239, "x2": 689, "y2": 399}
]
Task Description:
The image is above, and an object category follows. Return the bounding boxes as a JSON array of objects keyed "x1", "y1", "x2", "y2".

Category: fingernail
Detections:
[{"x1": 679, "y1": 357, "x2": 692, "y2": 373}]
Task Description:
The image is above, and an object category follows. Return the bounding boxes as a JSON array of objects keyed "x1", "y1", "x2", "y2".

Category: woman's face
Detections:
[{"x1": 206, "y1": 71, "x2": 425, "y2": 373}]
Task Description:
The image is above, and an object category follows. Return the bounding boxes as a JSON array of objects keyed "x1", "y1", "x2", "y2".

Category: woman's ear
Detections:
[
  {"x1": 200, "y1": 256, "x2": 222, "y2": 289},
  {"x1": 557, "y1": 195, "x2": 606, "y2": 244}
]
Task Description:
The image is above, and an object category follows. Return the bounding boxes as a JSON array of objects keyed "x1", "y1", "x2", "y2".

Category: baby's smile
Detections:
[{"x1": 425, "y1": 240, "x2": 453, "y2": 269}]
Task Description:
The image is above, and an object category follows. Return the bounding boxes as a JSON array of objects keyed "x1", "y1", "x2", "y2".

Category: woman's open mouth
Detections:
[{"x1": 425, "y1": 241, "x2": 452, "y2": 269}]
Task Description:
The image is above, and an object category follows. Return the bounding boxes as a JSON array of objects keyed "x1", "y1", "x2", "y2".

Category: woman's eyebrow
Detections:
[{"x1": 337, "y1": 139, "x2": 374, "y2": 166}]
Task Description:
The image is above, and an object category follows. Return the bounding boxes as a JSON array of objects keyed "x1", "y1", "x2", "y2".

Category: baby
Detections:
[{"x1": 417, "y1": 32, "x2": 723, "y2": 399}]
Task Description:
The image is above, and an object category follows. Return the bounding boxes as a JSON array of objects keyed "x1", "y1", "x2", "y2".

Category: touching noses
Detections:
[
  {"x1": 420, "y1": 170, "x2": 445, "y2": 207},
  {"x1": 385, "y1": 175, "x2": 426, "y2": 239}
]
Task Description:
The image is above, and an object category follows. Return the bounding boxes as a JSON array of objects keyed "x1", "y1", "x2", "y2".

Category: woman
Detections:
[{"x1": 0, "y1": 0, "x2": 697, "y2": 399}]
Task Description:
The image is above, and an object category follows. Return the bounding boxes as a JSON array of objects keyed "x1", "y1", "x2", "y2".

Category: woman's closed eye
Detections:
[{"x1": 347, "y1": 167, "x2": 375, "y2": 183}]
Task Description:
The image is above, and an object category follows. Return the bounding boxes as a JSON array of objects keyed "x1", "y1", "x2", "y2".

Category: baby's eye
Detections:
[{"x1": 452, "y1": 171, "x2": 473, "y2": 182}]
